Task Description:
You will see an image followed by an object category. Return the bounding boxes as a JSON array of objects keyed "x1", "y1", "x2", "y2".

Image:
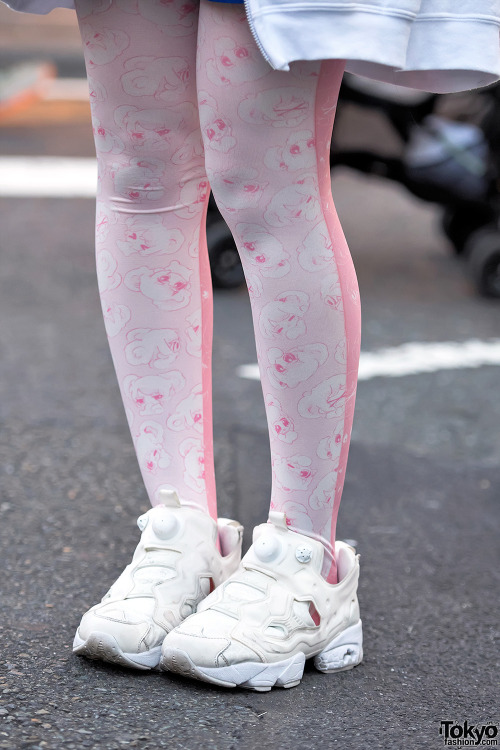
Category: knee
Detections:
[
  {"x1": 204, "y1": 158, "x2": 265, "y2": 225},
  {"x1": 91, "y1": 103, "x2": 207, "y2": 208}
]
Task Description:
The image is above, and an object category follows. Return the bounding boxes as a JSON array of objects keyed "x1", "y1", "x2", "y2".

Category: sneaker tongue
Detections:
[
  {"x1": 267, "y1": 511, "x2": 289, "y2": 530},
  {"x1": 158, "y1": 489, "x2": 181, "y2": 508},
  {"x1": 252, "y1": 511, "x2": 288, "y2": 544}
]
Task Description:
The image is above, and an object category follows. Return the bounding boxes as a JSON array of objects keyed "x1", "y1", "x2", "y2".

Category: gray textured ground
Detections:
[{"x1": 0, "y1": 25, "x2": 499, "y2": 749}]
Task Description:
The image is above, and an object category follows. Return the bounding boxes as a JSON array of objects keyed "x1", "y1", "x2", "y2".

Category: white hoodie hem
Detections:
[{"x1": 250, "y1": 7, "x2": 500, "y2": 92}]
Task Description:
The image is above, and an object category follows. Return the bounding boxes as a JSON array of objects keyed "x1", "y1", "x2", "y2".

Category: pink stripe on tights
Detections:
[{"x1": 314, "y1": 60, "x2": 362, "y2": 581}]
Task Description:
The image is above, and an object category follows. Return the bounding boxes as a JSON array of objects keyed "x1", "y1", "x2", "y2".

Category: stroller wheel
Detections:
[
  {"x1": 441, "y1": 204, "x2": 492, "y2": 255},
  {"x1": 464, "y1": 225, "x2": 500, "y2": 299},
  {"x1": 207, "y1": 220, "x2": 245, "y2": 289}
]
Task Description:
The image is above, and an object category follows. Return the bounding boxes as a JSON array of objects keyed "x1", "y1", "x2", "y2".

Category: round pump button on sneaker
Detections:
[
  {"x1": 295, "y1": 544, "x2": 313, "y2": 563},
  {"x1": 254, "y1": 535, "x2": 282, "y2": 562},
  {"x1": 152, "y1": 511, "x2": 179, "y2": 540}
]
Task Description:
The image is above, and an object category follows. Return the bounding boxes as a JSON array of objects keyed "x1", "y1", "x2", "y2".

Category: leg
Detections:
[
  {"x1": 161, "y1": 4, "x2": 363, "y2": 685},
  {"x1": 161, "y1": 4, "x2": 363, "y2": 687},
  {"x1": 72, "y1": 0, "x2": 244, "y2": 670},
  {"x1": 195, "y1": 0, "x2": 361, "y2": 581},
  {"x1": 75, "y1": 0, "x2": 216, "y2": 518}
]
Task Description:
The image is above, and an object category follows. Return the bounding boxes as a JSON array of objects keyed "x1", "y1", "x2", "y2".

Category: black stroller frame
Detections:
[{"x1": 206, "y1": 73, "x2": 500, "y2": 299}]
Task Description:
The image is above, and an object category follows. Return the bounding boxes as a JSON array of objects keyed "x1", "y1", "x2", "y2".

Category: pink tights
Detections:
[{"x1": 74, "y1": 0, "x2": 361, "y2": 582}]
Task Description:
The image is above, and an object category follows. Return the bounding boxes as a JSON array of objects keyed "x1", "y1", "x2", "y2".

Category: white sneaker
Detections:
[
  {"x1": 73, "y1": 489, "x2": 243, "y2": 670},
  {"x1": 160, "y1": 512, "x2": 363, "y2": 690}
]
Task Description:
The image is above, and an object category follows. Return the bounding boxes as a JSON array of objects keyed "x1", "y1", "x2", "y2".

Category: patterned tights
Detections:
[{"x1": 74, "y1": 0, "x2": 361, "y2": 582}]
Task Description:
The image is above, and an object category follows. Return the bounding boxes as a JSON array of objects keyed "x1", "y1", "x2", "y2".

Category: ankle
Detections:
[{"x1": 322, "y1": 554, "x2": 338, "y2": 584}]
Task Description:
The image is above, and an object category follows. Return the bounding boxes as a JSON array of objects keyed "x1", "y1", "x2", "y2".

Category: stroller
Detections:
[{"x1": 207, "y1": 72, "x2": 500, "y2": 299}]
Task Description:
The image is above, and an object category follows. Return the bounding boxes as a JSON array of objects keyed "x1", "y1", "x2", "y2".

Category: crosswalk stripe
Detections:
[
  {"x1": 237, "y1": 339, "x2": 500, "y2": 381},
  {"x1": 0, "y1": 156, "x2": 97, "y2": 197}
]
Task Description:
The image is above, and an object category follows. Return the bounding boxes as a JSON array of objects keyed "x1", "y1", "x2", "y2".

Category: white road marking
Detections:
[
  {"x1": 0, "y1": 157, "x2": 97, "y2": 197},
  {"x1": 41, "y1": 78, "x2": 91, "y2": 101},
  {"x1": 237, "y1": 339, "x2": 500, "y2": 382}
]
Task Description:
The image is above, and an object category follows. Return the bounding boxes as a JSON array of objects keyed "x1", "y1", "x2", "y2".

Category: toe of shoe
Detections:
[
  {"x1": 73, "y1": 611, "x2": 164, "y2": 670},
  {"x1": 160, "y1": 625, "x2": 302, "y2": 690},
  {"x1": 160, "y1": 612, "x2": 260, "y2": 670},
  {"x1": 74, "y1": 604, "x2": 158, "y2": 659}
]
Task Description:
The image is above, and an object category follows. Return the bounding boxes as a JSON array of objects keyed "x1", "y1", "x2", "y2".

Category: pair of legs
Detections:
[{"x1": 74, "y1": 0, "x2": 361, "y2": 583}]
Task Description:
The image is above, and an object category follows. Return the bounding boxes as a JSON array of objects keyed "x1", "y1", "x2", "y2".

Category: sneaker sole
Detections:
[
  {"x1": 73, "y1": 630, "x2": 161, "y2": 671},
  {"x1": 160, "y1": 620, "x2": 363, "y2": 691}
]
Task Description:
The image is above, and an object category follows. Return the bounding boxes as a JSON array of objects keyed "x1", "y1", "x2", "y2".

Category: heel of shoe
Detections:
[{"x1": 314, "y1": 620, "x2": 363, "y2": 673}]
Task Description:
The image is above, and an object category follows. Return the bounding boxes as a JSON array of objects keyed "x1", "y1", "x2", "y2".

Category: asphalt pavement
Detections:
[{"x1": 0, "y1": 7, "x2": 499, "y2": 749}]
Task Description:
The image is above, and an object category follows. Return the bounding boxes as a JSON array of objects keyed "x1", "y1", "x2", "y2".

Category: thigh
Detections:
[
  {"x1": 196, "y1": 0, "x2": 273, "y2": 165},
  {"x1": 196, "y1": 0, "x2": 345, "y2": 208},
  {"x1": 74, "y1": 0, "x2": 204, "y2": 176},
  {"x1": 197, "y1": 0, "x2": 345, "y2": 164}
]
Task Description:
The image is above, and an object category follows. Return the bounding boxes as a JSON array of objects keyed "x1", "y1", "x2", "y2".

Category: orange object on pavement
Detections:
[{"x1": 0, "y1": 60, "x2": 57, "y2": 120}]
